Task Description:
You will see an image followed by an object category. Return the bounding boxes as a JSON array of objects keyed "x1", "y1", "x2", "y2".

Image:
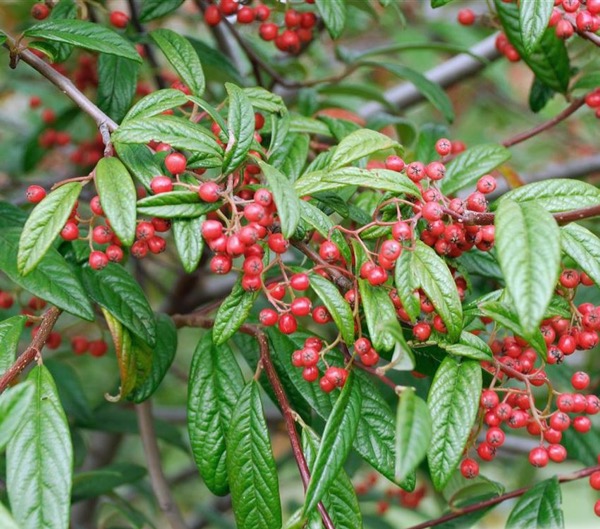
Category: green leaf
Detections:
[
  {"x1": 129, "y1": 314, "x2": 178, "y2": 403},
  {"x1": 328, "y1": 129, "x2": 400, "y2": 170},
  {"x1": 415, "y1": 123, "x2": 449, "y2": 164},
  {"x1": 308, "y1": 273, "x2": 355, "y2": 345},
  {"x1": 113, "y1": 143, "x2": 161, "y2": 189},
  {"x1": 243, "y1": 87, "x2": 286, "y2": 114},
  {"x1": 222, "y1": 83, "x2": 254, "y2": 175},
  {"x1": 150, "y1": 29, "x2": 205, "y2": 96},
  {"x1": 188, "y1": 332, "x2": 245, "y2": 495},
  {"x1": 95, "y1": 157, "x2": 137, "y2": 246},
  {"x1": 172, "y1": 216, "x2": 204, "y2": 273},
  {"x1": 137, "y1": 191, "x2": 221, "y2": 218},
  {"x1": 304, "y1": 373, "x2": 361, "y2": 515},
  {"x1": 572, "y1": 72, "x2": 600, "y2": 91},
  {"x1": 97, "y1": 55, "x2": 139, "y2": 123},
  {"x1": 259, "y1": 161, "x2": 302, "y2": 238},
  {"x1": 17, "y1": 182, "x2": 82, "y2": 275},
  {"x1": 519, "y1": 0, "x2": 554, "y2": 54},
  {"x1": 0, "y1": 201, "x2": 28, "y2": 228},
  {"x1": 139, "y1": 0, "x2": 185, "y2": 21},
  {"x1": 268, "y1": 133, "x2": 309, "y2": 182},
  {"x1": 187, "y1": 37, "x2": 244, "y2": 85},
  {"x1": 213, "y1": 280, "x2": 258, "y2": 345},
  {"x1": 440, "y1": 144, "x2": 511, "y2": 195},
  {"x1": 72, "y1": 463, "x2": 146, "y2": 502},
  {"x1": 295, "y1": 167, "x2": 420, "y2": 197},
  {"x1": 0, "y1": 382, "x2": 35, "y2": 451},
  {"x1": 493, "y1": 179, "x2": 600, "y2": 213},
  {"x1": 561, "y1": 426, "x2": 600, "y2": 466},
  {"x1": 0, "y1": 229, "x2": 94, "y2": 321},
  {"x1": 529, "y1": 76, "x2": 555, "y2": 113},
  {"x1": 561, "y1": 223, "x2": 600, "y2": 287},
  {"x1": 80, "y1": 263, "x2": 156, "y2": 346},
  {"x1": 394, "y1": 250, "x2": 420, "y2": 322},
  {"x1": 439, "y1": 331, "x2": 493, "y2": 361},
  {"x1": 364, "y1": 61, "x2": 454, "y2": 122},
  {"x1": 458, "y1": 249, "x2": 502, "y2": 280},
  {"x1": 0, "y1": 502, "x2": 19, "y2": 529},
  {"x1": 359, "y1": 279, "x2": 401, "y2": 351},
  {"x1": 7, "y1": 365, "x2": 73, "y2": 529},
  {"x1": 495, "y1": 0, "x2": 570, "y2": 93},
  {"x1": 412, "y1": 241, "x2": 463, "y2": 342},
  {"x1": 44, "y1": 360, "x2": 93, "y2": 424},
  {"x1": 427, "y1": 357, "x2": 481, "y2": 491},
  {"x1": 24, "y1": 19, "x2": 141, "y2": 62},
  {"x1": 495, "y1": 200, "x2": 560, "y2": 335},
  {"x1": 0, "y1": 32, "x2": 6, "y2": 47},
  {"x1": 506, "y1": 477, "x2": 564, "y2": 529},
  {"x1": 395, "y1": 388, "x2": 432, "y2": 482},
  {"x1": 315, "y1": 0, "x2": 347, "y2": 39},
  {"x1": 226, "y1": 381, "x2": 282, "y2": 529},
  {"x1": 431, "y1": 0, "x2": 454, "y2": 6},
  {"x1": 0, "y1": 316, "x2": 27, "y2": 376},
  {"x1": 123, "y1": 89, "x2": 188, "y2": 122}
]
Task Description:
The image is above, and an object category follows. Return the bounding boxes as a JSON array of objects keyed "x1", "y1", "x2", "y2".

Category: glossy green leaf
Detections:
[
  {"x1": 124, "y1": 89, "x2": 188, "y2": 122},
  {"x1": 268, "y1": 133, "x2": 309, "y2": 182},
  {"x1": 427, "y1": 357, "x2": 481, "y2": 491},
  {"x1": 529, "y1": 76, "x2": 555, "y2": 113},
  {"x1": 150, "y1": 29, "x2": 204, "y2": 96},
  {"x1": 139, "y1": 0, "x2": 185, "y2": 21},
  {"x1": 0, "y1": 316, "x2": 27, "y2": 376},
  {"x1": 412, "y1": 241, "x2": 463, "y2": 342},
  {"x1": 439, "y1": 331, "x2": 493, "y2": 361},
  {"x1": 496, "y1": 200, "x2": 560, "y2": 335},
  {"x1": 80, "y1": 263, "x2": 156, "y2": 346},
  {"x1": 441, "y1": 143, "x2": 511, "y2": 195},
  {"x1": 243, "y1": 87, "x2": 286, "y2": 114},
  {"x1": 328, "y1": 129, "x2": 399, "y2": 170},
  {"x1": 213, "y1": 280, "x2": 258, "y2": 345},
  {"x1": 458, "y1": 249, "x2": 502, "y2": 280},
  {"x1": 113, "y1": 143, "x2": 161, "y2": 189},
  {"x1": 561, "y1": 223, "x2": 600, "y2": 288},
  {"x1": 304, "y1": 373, "x2": 361, "y2": 515},
  {"x1": 506, "y1": 477, "x2": 564, "y2": 529},
  {"x1": 226, "y1": 381, "x2": 282, "y2": 529},
  {"x1": 494, "y1": 179, "x2": 600, "y2": 213},
  {"x1": 519, "y1": 0, "x2": 554, "y2": 54},
  {"x1": 222, "y1": 83, "x2": 254, "y2": 175},
  {"x1": 102, "y1": 309, "x2": 138, "y2": 399},
  {"x1": 0, "y1": 229, "x2": 94, "y2": 321},
  {"x1": 259, "y1": 161, "x2": 302, "y2": 239},
  {"x1": 359, "y1": 279, "x2": 403, "y2": 352},
  {"x1": 394, "y1": 250, "x2": 420, "y2": 322},
  {"x1": 72, "y1": 463, "x2": 146, "y2": 502},
  {"x1": 187, "y1": 37, "x2": 244, "y2": 85},
  {"x1": 17, "y1": 182, "x2": 82, "y2": 275},
  {"x1": 137, "y1": 191, "x2": 221, "y2": 218},
  {"x1": 188, "y1": 332, "x2": 244, "y2": 495},
  {"x1": 97, "y1": 54, "x2": 139, "y2": 123},
  {"x1": 7, "y1": 365, "x2": 73, "y2": 529},
  {"x1": 95, "y1": 157, "x2": 137, "y2": 245},
  {"x1": 0, "y1": 382, "x2": 35, "y2": 451},
  {"x1": 395, "y1": 388, "x2": 432, "y2": 482},
  {"x1": 172, "y1": 216, "x2": 204, "y2": 273},
  {"x1": 315, "y1": 0, "x2": 346, "y2": 38},
  {"x1": 24, "y1": 19, "x2": 141, "y2": 62}
]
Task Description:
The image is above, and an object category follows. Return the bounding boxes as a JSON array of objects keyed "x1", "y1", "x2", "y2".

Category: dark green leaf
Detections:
[
  {"x1": 72, "y1": 463, "x2": 146, "y2": 502},
  {"x1": 439, "y1": 331, "x2": 493, "y2": 361},
  {"x1": 0, "y1": 316, "x2": 27, "y2": 376},
  {"x1": 394, "y1": 250, "x2": 420, "y2": 322},
  {"x1": 24, "y1": 19, "x2": 141, "y2": 62},
  {"x1": 137, "y1": 191, "x2": 221, "y2": 218},
  {"x1": 7, "y1": 365, "x2": 73, "y2": 529},
  {"x1": 561, "y1": 427, "x2": 600, "y2": 466},
  {"x1": 529, "y1": 76, "x2": 555, "y2": 113},
  {"x1": 519, "y1": 0, "x2": 554, "y2": 54},
  {"x1": 222, "y1": 83, "x2": 254, "y2": 175},
  {"x1": 139, "y1": 0, "x2": 185, "y2": 21},
  {"x1": 458, "y1": 249, "x2": 502, "y2": 280},
  {"x1": 0, "y1": 201, "x2": 28, "y2": 228},
  {"x1": 226, "y1": 381, "x2": 282, "y2": 529},
  {"x1": 18, "y1": 182, "x2": 82, "y2": 275},
  {"x1": 0, "y1": 382, "x2": 35, "y2": 451},
  {"x1": 506, "y1": 477, "x2": 564, "y2": 529},
  {"x1": 309, "y1": 273, "x2": 355, "y2": 345},
  {"x1": 427, "y1": 357, "x2": 481, "y2": 490},
  {"x1": 124, "y1": 89, "x2": 188, "y2": 122},
  {"x1": 328, "y1": 129, "x2": 400, "y2": 170},
  {"x1": 431, "y1": 0, "x2": 454, "y2": 6},
  {"x1": 97, "y1": 54, "x2": 139, "y2": 123},
  {"x1": 172, "y1": 216, "x2": 204, "y2": 273},
  {"x1": 315, "y1": 0, "x2": 347, "y2": 39},
  {"x1": 213, "y1": 280, "x2": 258, "y2": 345},
  {"x1": 415, "y1": 123, "x2": 449, "y2": 164},
  {"x1": 268, "y1": 133, "x2": 309, "y2": 182},
  {"x1": 561, "y1": 223, "x2": 600, "y2": 288},
  {"x1": 495, "y1": 200, "x2": 560, "y2": 335},
  {"x1": 114, "y1": 143, "x2": 162, "y2": 189},
  {"x1": 45, "y1": 360, "x2": 93, "y2": 424},
  {"x1": 188, "y1": 37, "x2": 244, "y2": 85}
]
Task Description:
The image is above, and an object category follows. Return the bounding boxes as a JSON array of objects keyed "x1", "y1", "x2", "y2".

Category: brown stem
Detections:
[
  {"x1": 292, "y1": 240, "x2": 354, "y2": 292},
  {"x1": 0, "y1": 306, "x2": 61, "y2": 394},
  {"x1": 404, "y1": 464, "x2": 600, "y2": 529}
]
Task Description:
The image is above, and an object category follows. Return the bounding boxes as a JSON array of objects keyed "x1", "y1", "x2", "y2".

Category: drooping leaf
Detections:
[
  {"x1": 427, "y1": 357, "x2": 481, "y2": 491},
  {"x1": 97, "y1": 54, "x2": 139, "y2": 123},
  {"x1": 222, "y1": 83, "x2": 255, "y2": 175},
  {"x1": 394, "y1": 250, "x2": 421, "y2": 322},
  {"x1": 328, "y1": 129, "x2": 400, "y2": 170},
  {"x1": 139, "y1": 0, "x2": 185, "y2": 21},
  {"x1": 137, "y1": 191, "x2": 221, "y2": 219},
  {"x1": 519, "y1": 0, "x2": 554, "y2": 54},
  {"x1": 359, "y1": 279, "x2": 404, "y2": 352},
  {"x1": 561, "y1": 223, "x2": 600, "y2": 288},
  {"x1": 506, "y1": 477, "x2": 564, "y2": 529},
  {"x1": 7, "y1": 365, "x2": 73, "y2": 529},
  {"x1": 123, "y1": 89, "x2": 188, "y2": 122},
  {"x1": 172, "y1": 216, "x2": 205, "y2": 273},
  {"x1": 439, "y1": 331, "x2": 493, "y2": 361},
  {"x1": 72, "y1": 463, "x2": 146, "y2": 502},
  {"x1": 315, "y1": 0, "x2": 347, "y2": 39},
  {"x1": 226, "y1": 381, "x2": 282, "y2": 529},
  {"x1": 213, "y1": 280, "x2": 259, "y2": 345},
  {"x1": 0, "y1": 316, "x2": 27, "y2": 376},
  {"x1": 17, "y1": 182, "x2": 82, "y2": 275},
  {"x1": 495, "y1": 200, "x2": 560, "y2": 335},
  {"x1": 0, "y1": 382, "x2": 35, "y2": 451}
]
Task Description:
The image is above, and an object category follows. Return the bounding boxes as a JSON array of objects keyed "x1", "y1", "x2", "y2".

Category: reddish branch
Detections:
[
  {"x1": 405, "y1": 464, "x2": 600, "y2": 529},
  {"x1": 292, "y1": 240, "x2": 354, "y2": 292},
  {"x1": 0, "y1": 306, "x2": 61, "y2": 394}
]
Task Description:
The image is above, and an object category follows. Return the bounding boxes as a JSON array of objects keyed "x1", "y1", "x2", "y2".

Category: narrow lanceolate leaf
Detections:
[
  {"x1": 427, "y1": 357, "x2": 481, "y2": 491},
  {"x1": 24, "y1": 19, "x2": 141, "y2": 62},
  {"x1": 440, "y1": 144, "x2": 511, "y2": 195},
  {"x1": 95, "y1": 157, "x2": 137, "y2": 246},
  {"x1": 0, "y1": 229, "x2": 93, "y2": 320},
  {"x1": 259, "y1": 161, "x2": 302, "y2": 239},
  {"x1": 302, "y1": 429, "x2": 363, "y2": 529},
  {"x1": 18, "y1": 182, "x2": 82, "y2": 275},
  {"x1": 304, "y1": 373, "x2": 361, "y2": 515},
  {"x1": 493, "y1": 179, "x2": 600, "y2": 213},
  {"x1": 495, "y1": 200, "x2": 560, "y2": 335},
  {"x1": 139, "y1": 0, "x2": 184, "y2": 21},
  {"x1": 562, "y1": 223, "x2": 600, "y2": 287},
  {"x1": 81, "y1": 263, "x2": 156, "y2": 346},
  {"x1": 137, "y1": 191, "x2": 221, "y2": 219},
  {"x1": 123, "y1": 89, "x2": 188, "y2": 122},
  {"x1": 394, "y1": 251, "x2": 420, "y2": 323},
  {"x1": 0, "y1": 316, "x2": 27, "y2": 376},
  {"x1": 439, "y1": 331, "x2": 493, "y2": 361},
  {"x1": 150, "y1": 29, "x2": 205, "y2": 96},
  {"x1": 213, "y1": 280, "x2": 259, "y2": 345},
  {"x1": 97, "y1": 54, "x2": 139, "y2": 123},
  {"x1": 315, "y1": 0, "x2": 346, "y2": 39},
  {"x1": 0, "y1": 382, "x2": 35, "y2": 451},
  {"x1": 328, "y1": 129, "x2": 400, "y2": 170},
  {"x1": 412, "y1": 241, "x2": 463, "y2": 342},
  {"x1": 7, "y1": 365, "x2": 73, "y2": 529},
  {"x1": 226, "y1": 381, "x2": 282, "y2": 529},
  {"x1": 223, "y1": 83, "x2": 255, "y2": 175},
  {"x1": 172, "y1": 216, "x2": 204, "y2": 273},
  {"x1": 309, "y1": 273, "x2": 355, "y2": 345},
  {"x1": 359, "y1": 279, "x2": 403, "y2": 352},
  {"x1": 506, "y1": 477, "x2": 564, "y2": 529},
  {"x1": 102, "y1": 309, "x2": 138, "y2": 399},
  {"x1": 188, "y1": 332, "x2": 245, "y2": 496},
  {"x1": 519, "y1": 0, "x2": 554, "y2": 54},
  {"x1": 395, "y1": 388, "x2": 432, "y2": 482}
]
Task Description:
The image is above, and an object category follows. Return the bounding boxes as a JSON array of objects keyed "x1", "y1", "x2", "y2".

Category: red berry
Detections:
[
  {"x1": 486, "y1": 426, "x2": 506, "y2": 447},
  {"x1": 259, "y1": 309, "x2": 278, "y2": 327},
  {"x1": 219, "y1": 0, "x2": 238, "y2": 16},
  {"x1": 267, "y1": 233, "x2": 289, "y2": 254},
  {"x1": 291, "y1": 297, "x2": 312, "y2": 317},
  {"x1": 0, "y1": 292, "x2": 14, "y2": 309},
  {"x1": 290, "y1": 273, "x2": 310, "y2": 291},
  {"x1": 421, "y1": 201, "x2": 444, "y2": 222},
  {"x1": 312, "y1": 305, "x2": 331, "y2": 324},
  {"x1": 319, "y1": 241, "x2": 340, "y2": 262},
  {"x1": 477, "y1": 442, "x2": 496, "y2": 461},
  {"x1": 284, "y1": 9, "x2": 302, "y2": 28},
  {"x1": 92, "y1": 225, "x2": 113, "y2": 245},
  {"x1": 477, "y1": 175, "x2": 497, "y2": 194},
  {"x1": 237, "y1": 6, "x2": 255, "y2": 23},
  {"x1": 89, "y1": 339, "x2": 108, "y2": 357},
  {"x1": 406, "y1": 162, "x2": 425, "y2": 182},
  {"x1": 380, "y1": 239, "x2": 402, "y2": 261},
  {"x1": 480, "y1": 390, "x2": 499, "y2": 409},
  {"x1": 151, "y1": 217, "x2": 171, "y2": 232},
  {"x1": 268, "y1": 282, "x2": 286, "y2": 301},
  {"x1": 367, "y1": 266, "x2": 388, "y2": 286},
  {"x1": 90, "y1": 195, "x2": 104, "y2": 216},
  {"x1": 205, "y1": 5, "x2": 222, "y2": 26},
  {"x1": 198, "y1": 181, "x2": 221, "y2": 202},
  {"x1": 413, "y1": 322, "x2": 431, "y2": 342},
  {"x1": 242, "y1": 256, "x2": 263, "y2": 276},
  {"x1": 136, "y1": 221, "x2": 155, "y2": 241},
  {"x1": 590, "y1": 471, "x2": 600, "y2": 490},
  {"x1": 106, "y1": 245, "x2": 123, "y2": 263},
  {"x1": 26, "y1": 185, "x2": 46, "y2": 204},
  {"x1": 89, "y1": 251, "x2": 109, "y2": 270},
  {"x1": 361, "y1": 349, "x2": 380, "y2": 366},
  {"x1": 241, "y1": 274, "x2": 261, "y2": 292},
  {"x1": 319, "y1": 376, "x2": 336, "y2": 393},
  {"x1": 148, "y1": 236, "x2": 166, "y2": 254},
  {"x1": 355, "y1": 337, "x2": 371, "y2": 355},
  {"x1": 528, "y1": 447, "x2": 549, "y2": 468},
  {"x1": 595, "y1": 499, "x2": 600, "y2": 518},
  {"x1": 385, "y1": 155, "x2": 405, "y2": 172},
  {"x1": 31, "y1": 3, "x2": 50, "y2": 20},
  {"x1": 109, "y1": 10, "x2": 129, "y2": 28},
  {"x1": 60, "y1": 221, "x2": 79, "y2": 241},
  {"x1": 164, "y1": 152, "x2": 187, "y2": 174},
  {"x1": 202, "y1": 220, "x2": 224, "y2": 241},
  {"x1": 210, "y1": 254, "x2": 232, "y2": 275},
  {"x1": 392, "y1": 221, "x2": 412, "y2": 242},
  {"x1": 555, "y1": 19, "x2": 574, "y2": 39},
  {"x1": 466, "y1": 192, "x2": 487, "y2": 212},
  {"x1": 544, "y1": 428, "x2": 562, "y2": 444},
  {"x1": 255, "y1": 5, "x2": 270, "y2": 21},
  {"x1": 549, "y1": 411, "x2": 571, "y2": 432},
  {"x1": 131, "y1": 240, "x2": 149, "y2": 259},
  {"x1": 46, "y1": 331, "x2": 62, "y2": 350},
  {"x1": 259, "y1": 23, "x2": 279, "y2": 41},
  {"x1": 435, "y1": 138, "x2": 452, "y2": 156},
  {"x1": 150, "y1": 176, "x2": 173, "y2": 194},
  {"x1": 275, "y1": 30, "x2": 300, "y2": 54},
  {"x1": 559, "y1": 269, "x2": 580, "y2": 289},
  {"x1": 547, "y1": 444, "x2": 567, "y2": 463},
  {"x1": 571, "y1": 371, "x2": 590, "y2": 390},
  {"x1": 302, "y1": 366, "x2": 319, "y2": 382},
  {"x1": 457, "y1": 8, "x2": 476, "y2": 26},
  {"x1": 573, "y1": 416, "x2": 592, "y2": 433},
  {"x1": 278, "y1": 313, "x2": 298, "y2": 334},
  {"x1": 301, "y1": 347, "x2": 319, "y2": 367},
  {"x1": 460, "y1": 458, "x2": 479, "y2": 479},
  {"x1": 71, "y1": 336, "x2": 89, "y2": 355},
  {"x1": 425, "y1": 161, "x2": 446, "y2": 181}
]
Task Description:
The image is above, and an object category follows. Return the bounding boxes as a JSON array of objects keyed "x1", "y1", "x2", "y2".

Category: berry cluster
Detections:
[
  {"x1": 70, "y1": 335, "x2": 109, "y2": 357},
  {"x1": 354, "y1": 472, "x2": 427, "y2": 513}
]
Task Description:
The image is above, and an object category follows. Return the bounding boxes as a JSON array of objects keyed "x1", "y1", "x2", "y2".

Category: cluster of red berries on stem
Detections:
[{"x1": 354, "y1": 472, "x2": 427, "y2": 513}]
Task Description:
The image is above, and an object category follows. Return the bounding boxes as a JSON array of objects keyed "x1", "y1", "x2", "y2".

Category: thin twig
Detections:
[{"x1": 292, "y1": 240, "x2": 354, "y2": 292}]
